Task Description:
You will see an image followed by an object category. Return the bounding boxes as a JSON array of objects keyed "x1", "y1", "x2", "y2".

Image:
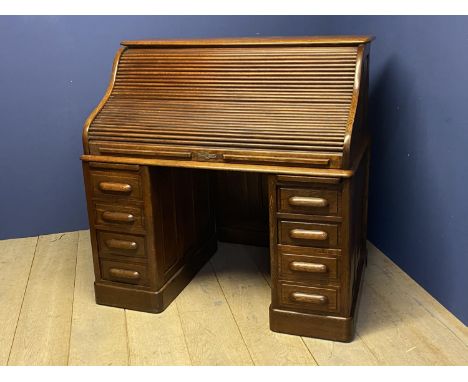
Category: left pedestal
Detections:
[{"x1": 82, "y1": 162, "x2": 217, "y2": 313}]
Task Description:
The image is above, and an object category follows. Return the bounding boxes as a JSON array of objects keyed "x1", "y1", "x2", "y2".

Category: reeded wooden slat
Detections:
[
  {"x1": 90, "y1": 131, "x2": 344, "y2": 147},
  {"x1": 103, "y1": 98, "x2": 351, "y2": 110},
  {"x1": 113, "y1": 82, "x2": 353, "y2": 90},
  {"x1": 96, "y1": 112, "x2": 349, "y2": 124},
  {"x1": 92, "y1": 118, "x2": 348, "y2": 129},
  {"x1": 94, "y1": 118, "x2": 348, "y2": 128},
  {"x1": 90, "y1": 126, "x2": 346, "y2": 139}
]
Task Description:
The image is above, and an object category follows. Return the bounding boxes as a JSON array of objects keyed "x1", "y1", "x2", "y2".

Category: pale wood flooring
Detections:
[{"x1": 0, "y1": 230, "x2": 466, "y2": 366}]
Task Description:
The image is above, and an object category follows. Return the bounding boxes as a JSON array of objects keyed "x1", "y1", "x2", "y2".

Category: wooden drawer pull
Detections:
[
  {"x1": 289, "y1": 261, "x2": 328, "y2": 273},
  {"x1": 98, "y1": 182, "x2": 132, "y2": 194},
  {"x1": 102, "y1": 211, "x2": 135, "y2": 223},
  {"x1": 288, "y1": 196, "x2": 328, "y2": 208},
  {"x1": 289, "y1": 229, "x2": 328, "y2": 241},
  {"x1": 290, "y1": 292, "x2": 328, "y2": 305},
  {"x1": 109, "y1": 268, "x2": 140, "y2": 281},
  {"x1": 105, "y1": 238, "x2": 138, "y2": 251}
]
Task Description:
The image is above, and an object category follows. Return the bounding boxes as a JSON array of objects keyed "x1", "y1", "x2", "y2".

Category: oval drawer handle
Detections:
[
  {"x1": 289, "y1": 261, "x2": 328, "y2": 273},
  {"x1": 289, "y1": 229, "x2": 328, "y2": 241},
  {"x1": 109, "y1": 268, "x2": 140, "y2": 281},
  {"x1": 288, "y1": 196, "x2": 328, "y2": 208},
  {"x1": 98, "y1": 182, "x2": 132, "y2": 194},
  {"x1": 105, "y1": 238, "x2": 138, "y2": 251},
  {"x1": 102, "y1": 211, "x2": 135, "y2": 223},
  {"x1": 290, "y1": 292, "x2": 328, "y2": 305}
]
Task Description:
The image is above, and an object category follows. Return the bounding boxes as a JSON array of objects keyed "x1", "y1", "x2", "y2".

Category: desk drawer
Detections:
[
  {"x1": 279, "y1": 282, "x2": 339, "y2": 313},
  {"x1": 279, "y1": 221, "x2": 339, "y2": 248},
  {"x1": 97, "y1": 231, "x2": 146, "y2": 259},
  {"x1": 279, "y1": 251, "x2": 338, "y2": 282},
  {"x1": 94, "y1": 203, "x2": 145, "y2": 233},
  {"x1": 100, "y1": 259, "x2": 149, "y2": 286},
  {"x1": 90, "y1": 171, "x2": 142, "y2": 200},
  {"x1": 278, "y1": 187, "x2": 338, "y2": 216}
]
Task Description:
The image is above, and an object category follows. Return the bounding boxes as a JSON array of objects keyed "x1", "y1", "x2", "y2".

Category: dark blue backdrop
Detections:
[{"x1": 0, "y1": 16, "x2": 466, "y2": 325}]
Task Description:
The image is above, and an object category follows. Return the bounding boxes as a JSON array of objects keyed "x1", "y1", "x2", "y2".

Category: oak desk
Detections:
[{"x1": 81, "y1": 36, "x2": 373, "y2": 342}]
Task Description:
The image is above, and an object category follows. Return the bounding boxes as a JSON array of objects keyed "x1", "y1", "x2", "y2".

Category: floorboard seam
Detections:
[
  {"x1": 174, "y1": 301, "x2": 194, "y2": 366},
  {"x1": 372, "y1": 255, "x2": 468, "y2": 347},
  {"x1": 209, "y1": 259, "x2": 256, "y2": 365},
  {"x1": 6, "y1": 235, "x2": 40, "y2": 365},
  {"x1": 66, "y1": 233, "x2": 80, "y2": 365},
  {"x1": 123, "y1": 310, "x2": 132, "y2": 366},
  {"x1": 355, "y1": 333, "x2": 380, "y2": 364},
  {"x1": 299, "y1": 337, "x2": 319, "y2": 366}
]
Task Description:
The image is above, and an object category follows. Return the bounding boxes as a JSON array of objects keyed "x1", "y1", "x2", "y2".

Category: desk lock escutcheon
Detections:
[{"x1": 194, "y1": 151, "x2": 219, "y2": 161}]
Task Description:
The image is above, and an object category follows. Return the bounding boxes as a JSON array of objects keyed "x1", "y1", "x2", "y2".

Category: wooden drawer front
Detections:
[
  {"x1": 97, "y1": 231, "x2": 146, "y2": 259},
  {"x1": 279, "y1": 221, "x2": 339, "y2": 248},
  {"x1": 100, "y1": 259, "x2": 148, "y2": 286},
  {"x1": 94, "y1": 203, "x2": 145, "y2": 233},
  {"x1": 279, "y1": 252, "x2": 338, "y2": 282},
  {"x1": 279, "y1": 282, "x2": 339, "y2": 313},
  {"x1": 90, "y1": 171, "x2": 142, "y2": 200},
  {"x1": 278, "y1": 187, "x2": 338, "y2": 215}
]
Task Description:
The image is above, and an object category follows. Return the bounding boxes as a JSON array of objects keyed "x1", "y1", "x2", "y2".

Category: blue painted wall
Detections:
[
  {"x1": 0, "y1": 16, "x2": 466, "y2": 324},
  {"x1": 318, "y1": 16, "x2": 468, "y2": 326}
]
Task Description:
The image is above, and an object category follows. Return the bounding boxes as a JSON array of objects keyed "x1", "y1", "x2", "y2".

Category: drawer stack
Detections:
[
  {"x1": 83, "y1": 163, "x2": 218, "y2": 313},
  {"x1": 269, "y1": 174, "x2": 360, "y2": 342},
  {"x1": 83, "y1": 162, "x2": 156, "y2": 292}
]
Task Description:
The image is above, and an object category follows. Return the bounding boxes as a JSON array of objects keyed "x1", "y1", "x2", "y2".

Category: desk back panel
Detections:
[{"x1": 215, "y1": 172, "x2": 269, "y2": 246}]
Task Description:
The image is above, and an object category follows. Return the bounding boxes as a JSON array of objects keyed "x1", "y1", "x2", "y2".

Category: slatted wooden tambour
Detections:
[{"x1": 81, "y1": 36, "x2": 373, "y2": 342}]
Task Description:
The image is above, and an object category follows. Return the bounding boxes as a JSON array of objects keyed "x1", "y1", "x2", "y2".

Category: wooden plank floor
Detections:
[{"x1": 0, "y1": 230, "x2": 466, "y2": 366}]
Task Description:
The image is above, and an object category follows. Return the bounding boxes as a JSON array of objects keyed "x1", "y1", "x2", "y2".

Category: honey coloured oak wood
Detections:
[{"x1": 81, "y1": 36, "x2": 373, "y2": 342}]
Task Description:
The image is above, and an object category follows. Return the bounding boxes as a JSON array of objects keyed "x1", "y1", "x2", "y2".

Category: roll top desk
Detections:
[{"x1": 81, "y1": 36, "x2": 373, "y2": 342}]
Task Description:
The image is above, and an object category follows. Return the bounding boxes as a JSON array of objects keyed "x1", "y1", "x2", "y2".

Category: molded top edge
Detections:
[{"x1": 121, "y1": 35, "x2": 375, "y2": 47}]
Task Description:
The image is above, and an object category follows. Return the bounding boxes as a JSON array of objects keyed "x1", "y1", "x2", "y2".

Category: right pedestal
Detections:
[{"x1": 268, "y1": 151, "x2": 370, "y2": 342}]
